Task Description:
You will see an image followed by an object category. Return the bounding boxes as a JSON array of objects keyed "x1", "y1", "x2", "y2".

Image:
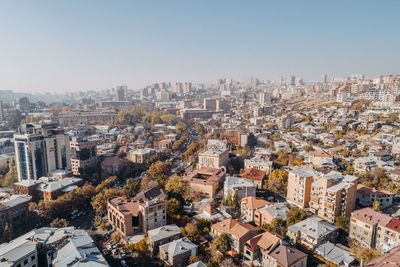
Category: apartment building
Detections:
[
  {"x1": 349, "y1": 208, "x2": 392, "y2": 248},
  {"x1": 70, "y1": 137, "x2": 98, "y2": 176},
  {"x1": 286, "y1": 168, "x2": 318, "y2": 208},
  {"x1": 244, "y1": 158, "x2": 273, "y2": 174},
  {"x1": 57, "y1": 110, "x2": 117, "y2": 126},
  {"x1": 356, "y1": 184, "x2": 394, "y2": 210},
  {"x1": 107, "y1": 187, "x2": 167, "y2": 236},
  {"x1": 159, "y1": 237, "x2": 197, "y2": 267},
  {"x1": 240, "y1": 196, "x2": 270, "y2": 222},
  {"x1": 254, "y1": 203, "x2": 289, "y2": 226},
  {"x1": 376, "y1": 218, "x2": 400, "y2": 253},
  {"x1": 147, "y1": 224, "x2": 182, "y2": 256},
  {"x1": 239, "y1": 168, "x2": 266, "y2": 189},
  {"x1": 184, "y1": 167, "x2": 226, "y2": 198},
  {"x1": 128, "y1": 148, "x2": 156, "y2": 164},
  {"x1": 287, "y1": 216, "x2": 339, "y2": 249},
  {"x1": 224, "y1": 176, "x2": 257, "y2": 200},
  {"x1": 198, "y1": 147, "x2": 229, "y2": 169},
  {"x1": 309, "y1": 172, "x2": 357, "y2": 223},
  {"x1": 14, "y1": 122, "x2": 71, "y2": 181},
  {"x1": 0, "y1": 193, "x2": 31, "y2": 225}
]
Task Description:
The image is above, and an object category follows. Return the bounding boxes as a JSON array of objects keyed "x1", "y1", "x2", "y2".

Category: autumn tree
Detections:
[
  {"x1": 91, "y1": 188, "x2": 120, "y2": 213},
  {"x1": 286, "y1": 205, "x2": 307, "y2": 226},
  {"x1": 213, "y1": 233, "x2": 230, "y2": 253},
  {"x1": 373, "y1": 200, "x2": 381, "y2": 211},
  {"x1": 266, "y1": 169, "x2": 288, "y2": 194},
  {"x1": 50, "y1": 218, "x2": 68, "y2": 228},
  {"x1": 133, "y1": 239, "x2": 149, "y2": 258},
  {"x1": 165, "y1": 176, "x2": 186, "y2": 195},
  {"x1": 167, "y1": 198, "x2": 182, "y2": 217},
  {"x1": 335, "y1": 216, "x2": 350, "y2": 233},
  {"x1": 182, "y1": 222, "x2": 201, "y2": 243}
]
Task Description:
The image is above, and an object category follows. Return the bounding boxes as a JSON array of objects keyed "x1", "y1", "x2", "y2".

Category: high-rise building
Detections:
[
  {"x1": 70, "y1": 137, "x2": 98, "y2": 176},
  {"x1": 116, "y1": 85, "x2": 127, "y2": 101},
  {"x1": 258, "y1": 92, "x2": 271, "y2": 105},
  {"x1": 183, "y1": 82, "x2": 192, "y2": 93},
  {"x1": 14, "y1": 122, "x2": 71, "y2": 181},
  {"x1": 14, "y1": 97, "x2": 30, "y2": 113},
  {"x1": 0, "y1": 101, "x2": 4, "y2": 122},
  {"x1": 321, "y1": 74, "x2": 328, "y2": 83}
]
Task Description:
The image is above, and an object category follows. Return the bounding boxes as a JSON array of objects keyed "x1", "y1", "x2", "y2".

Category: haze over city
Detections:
[{"x1": 1, "y1": 0, "x2": 400, "y2": 93}]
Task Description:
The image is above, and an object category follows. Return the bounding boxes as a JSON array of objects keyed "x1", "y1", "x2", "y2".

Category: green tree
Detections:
[
  {"x1": 123, "y1": 178, "x2": 140, "y2": 197},
  {"x1": 264, "y1": 218, "x2": 287, "y2": 236},
  {"x1": 286, "y1": 205, "x2": 307, "y2": 226},
  {"x1": 266, "y1": 169, "x2": 288, "y2": 194},
  {"x1": 213, "y1": 233, "x2": 230, "y2": 253},
  {"x1": 167, "y1": 198, "x2": 182, "y2": 217},
  {"x1": 165, "y1": 176, "x2": 186, "y2": 195},
  {"x1": 91, "y1": 188, "x2": 119, "y2": 213},
  {"x1": 182, "y1": 222, "x2": 201, "y2": 243},
  {"x1": 335, "y1": 216, "x2": 350, "y2": 233},
  {"x1": 50, "y1": 218, "x2": 68, "y2": 228}
]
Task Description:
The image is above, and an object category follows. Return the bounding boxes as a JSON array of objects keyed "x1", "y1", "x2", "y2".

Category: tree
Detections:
[
  {"x1": 350, "y1": 241, "x2": 380, "y2": 263},
  {"x1": 167, "y1": 198, "x2": 182, "y2": 217},
  {"x1": 335, "y1": 216, "x2": 350, "y2": 233},
  {"x1": 91, "y1": 188, "x2": 119, "y2": 213},
  {"x1": 264, "y1": 218, "x2": 286, "y2": 236},
  {"x1": 165, "y1": 176, "x2": 186, "y2": 195},
  {"x1": 182, "y1": 222, "x2": 201, "y2": 243},
  {"x1": 133, "y1": 239, "x2": 149, "y2": 258},
  {"x1": 213, "y1": 233, "x2": 230, "y2": 253},
  {"x1": 111, "y1": 232, "x2": 122, "y2": 243},
  {"x1": 50, "y1": 218, "x2": 68, "y2": 228},
  {"x1": 266, "y1": 169, "x2": 288, "y2": 194},
  {"x1": 286, "y1": 206, "x2": 306, "y2": 226},
  {"x1": 373, "y1": 200, "x2": 381, "y2": 211},
  {"x1": 123, "y1": 178, "x2": 140, "y2": 197},
  {"x1": 189, "y1": 255, "x2": 200, "y2": 264},
  {"x1": 140, "y1": 175, "x2": 159, "y2": 192}
]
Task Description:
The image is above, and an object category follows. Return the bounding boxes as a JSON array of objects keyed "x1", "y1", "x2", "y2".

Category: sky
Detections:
[{"x1": 0, "y1": 0, "x2": 399, "y2": 93}]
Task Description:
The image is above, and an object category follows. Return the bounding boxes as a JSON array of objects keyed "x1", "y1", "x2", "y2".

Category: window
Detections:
[
  {"x1": 24, "y1": 259, "x2": 28, "y2": 265},
  {"x1": 31, "y1": 255, "x2": 35, "y2": 260}
]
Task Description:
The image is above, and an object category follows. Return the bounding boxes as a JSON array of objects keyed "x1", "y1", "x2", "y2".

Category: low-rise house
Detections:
[
  {"x1": 315, "y1": 242, "x2": 355, "y2": 267},
  {"x1": 224, "y1": 176, "x2": 257, "y2": 200},
  {"x1": 239, "y1": 168, "x2": 266, "y2": 189},
  {"x1": 159, "y1": 237, "x2": 197, "y2": 267},
  {"x1": 211, "y1": 218, "x2": 259, "y2": 252},
  {"x1": 376, "y1": 218, "x2": 400, "y2": 253},
  {"x1": 0, "y1": 193, "x2": 31, "y2": 225},
  {"x1": 128, "y1": 148, "x2": 156, "y2": 163},
  {"x1": 101, "y1": 156, "x2": 130, "y2": 175},
  {"x1": 198, "y1": 147, "x2": 229, "y2": 169},
  {"x1": 187, "y1": 261, "x2": 207, "y2": 267},
  {"x1": 147, "y1": 224, "x2": 181, "y2": 256},
  {"x1": 287, "y1": 216, "x2": 339, "y2": 249},
  {"x1": 353, "y1": 157, "x2": 377, "y2": 173},
  {"x1": 356, "y1": 184, "x2": 394, "y2": 210},
  {"x1": 365, "y1": 245, "x2": 400, "y2": 266},
  {"x1": 184, "y1": 167, "x2": 226, "y2": 198},
  {"x1": 243, "y1": 231, "x2": 281, "y2": 267},
  {"x1": 254, "y1": 203, "x2": 289, "y2": 226},
  {"x1": 159, "y1": 139, "x2": 173, "y2": 150},
  {"x1": 244, "y1": 158, "x2": 273, "y2": 174},
  {"x1": 389, "y1": 168, "x2": 400, "y2": 183},
  {"x1": 349, "y1": 208, "x2": 392, "y2": 248},
  {"x1": 307, "y1": 149, "x2": 334, "y2": 167},
  {"x1": 240, "y1": 196, "x2": 270, "y2": 222},
  {"x1": 265, "y1": 242, "x2": 308, "y2": 267}
]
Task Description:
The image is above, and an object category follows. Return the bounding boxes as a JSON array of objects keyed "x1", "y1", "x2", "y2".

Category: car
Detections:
[
  {"x1": 112, "y1": 249, "x2": 118, "y2": 255},
  {"x1": 120, "y1": 260, "x2": 128, "y2": 267},
  {"x1": 118, "y1": 254, "x2": 126, "y2": 260}
]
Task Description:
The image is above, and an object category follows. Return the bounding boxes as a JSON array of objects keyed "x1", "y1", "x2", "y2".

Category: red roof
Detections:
[
  {"x1": 240, "y1": 168, "x2": 266, "y2": 181},
  {"x1": 386, "y1": 218, "x2": 400, "y2": 233}
]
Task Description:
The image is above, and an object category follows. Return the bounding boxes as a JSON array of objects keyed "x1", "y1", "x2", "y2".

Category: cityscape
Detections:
[{"x1": 1, "y1": 1, "x2": 400, "y2": 267}]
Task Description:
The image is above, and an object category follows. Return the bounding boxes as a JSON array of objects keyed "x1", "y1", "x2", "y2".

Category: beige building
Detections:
[
  {"x1": 107, "y1": 188, "x2": 167, "y2": 236},
  {"x1": 128, "y1": 148, "x2": 155, "y2": 164},
  {"x1": 286, "y1": 168, "x2": 318, "y2": 208},
  {"x1": 70, "y1": 138, "x2": 97, "y2": 176},
  {"x1": 309, "y1": 172, "x2": 357, "y2": 223},
  {"x1": 184, "y1": 167, "x2": 226, "y2": 198},
  {"x1": 240, "y1": 196, "x2": 270, "y2": 222},
  {"x1": 198, "y1": 147, "x2": 229, "y2": 169},
  {"x1": 58, "y1": 110, "x2": 117, "y2": 126}
]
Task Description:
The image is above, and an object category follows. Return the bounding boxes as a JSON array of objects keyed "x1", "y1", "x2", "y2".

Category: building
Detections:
[
  {"x1": 356, "y1": 184, "x2": 394, "y2": 210},
  {"x1": 239, "y1": 168, "x2": 266, "y2": 189},
  {"x1": 180, "y1": 108, "x2": 212, "y2": 120},
  {"x1": 128, "y1": 148, "x2": 156, "y2": 164},
  {"x1": 309, "y1": 172, "x2": 358, "y2": 223},
  {"x1": 349, "y1": 208, "x2": 392, "y2": 248},
  {"x1": 240, "y1": 196, "x2": 270, "y2": 222},
  {"x1": 14, "y1": 122, "x2": 71, "y2": 181},
  {"x1": 278, "y1": 114, "x2": 294, "y2": 129},
  {"x1": 221, "y1": 130, "x2": 248, "y2": 148},
  {"x1": 159, "y1": 237, "x2": 197, "y2": 267},
  {"x1": 0, "y1": 227, "x2": 108, "y2": 267},
  {"x1": 147, "y1": 224, "x2": 181, "y2": 256},
  {"x1": 0, "y1": 193, "x2": 31, "y2": 225},
  {"x1": 211, "y1": 218, "x2": 259, "y2": 252},
  {"x1": 107, "y1": 187, "x2": 167, "y2": 236},
  {"x1": 286, "y1": 168, "x2": 318, "y2": 208},
  {"x1": 315, "y1": 242, "x2": 355, "y2": 267},
  {"x1": 287, "y1": 216, "x2": 339, "y2": 249},
  {"x1": 116, "y1": 85, "x2": 127, "y2": 101},
  {"x1": 376, "y1": 217, "x2": 400, "y2": 253},
  {"x1": 14, "y1": 176, "x2": 83, "y2": 201},
  {"x1": 14, "y1": 97, "x2": 30, "y2": 113},
  {"x1": 307, "y1": 149, "x2": 335, "y2": 167},
  {"x1": 365, "y1": 245, "x2": 400, "y2": 266},
  {"x1": 0, "y1": 101, "x2": 4, "y2": 122},
  {"x1": 244, "y1": 158, "x2": 273, "y2": 174},
  {"x1": 243, "y1": 231, "x2": 281, "y2": 267},
  {"x1": 254, "y1": 203, "x2": 289, "y2": 226},
  {"x1": 101, "y1": 156, "x2": 130, "y2": 175},
  {"x1": 184, "y1": 167, "x2": 226, "y2": 198},
  {"x1": 198, "y1": 147, "x2": 229, "y2": 169},
  {"x1": 224, "y1": 176, "x2": 257, "y2": 200},
  {"x1": 58, "y1": 110, "x2": 117, "y2": 126},
  {"x1": 70, "y1": 137, "x2": 97, "y2": 176}
]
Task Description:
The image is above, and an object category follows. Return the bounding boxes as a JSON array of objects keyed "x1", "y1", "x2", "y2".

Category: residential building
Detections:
[
  {"x1": 180, "y1": 108, "x2": 213, "y2": 120},
  {"x1": 244, "y1": 158, "x2": 273, "y2": 174},
  {"x1": 14, "y1": 122, "x2": 71, "y2": 181},
  {"x1": 184, "y1": 167, "x2": 226, "y2": 198},
  {"x1": 376, "y1": 218, "x2": 400, "y2": 253},
  {"x1": 211, "y1": 218, "x2": 259, "y2": 252},
  {"x1": 278, "y1": 114, "x2": 294, "y2": 129},
  {"x1": 57, "y1": 110, "x2": 117, "y2": 126},
  {"x1": 356, "y1": 184, "x2": 394, "y2": 210},
  {"x1": 365, "y1": 245, "x2": 400, "y2": 266},
  {"x1": 309, "y1": 172, "x2": 358, "y2": 223},
  {"x1": 107, "y1": 187, "x2": 167, "y2": 236},
  {"x1": 159, "y1": 237, "x2": 197, "y2": 267},
  {"x1": 70, "y1": 137, "x2": 97, "y2": 176},
  {"x1": 239, "y1": 168, "x2": 266, "y2": 188},
  {"x1": 224, "y1": 176, "x2": 257, "y2": 200},
  {"x1": 286, "y1": 168, "x2": 318, "y2": 208},
  {"x1": 349, "y1": 208, "x2": 392, "y2": 248},
  {"x1": 0, "y1": 193, "x2": 31, "y2": 225},
  {"x1": 254, "y1": 203, "x2": 289, "y2": 226},
  {"x1": 128, "y1": 148, "x2": 156, "y2": 164},
  {"x1": 147, "y1": 224, "x2": 181, "y2": 256},
  {"x1": 265, "y1": 242, "x2": 308, "y2": 267},
  {"x1": 197, "y1": 147, "x2": 229, "y2": 169},
  {"x1": 243, "y1": 231, "x2": 281, "y2": 267},
  {"x1": 307, "y1": 149, "x2": 334, "y2": 167},
  {"x1": 101, "y1": 156, "x2": 130, "y2": 175},
  {"x1": 240, "y1": 196, "x2": 270, "y2": 222},
  {"x1": 315, "y1": 242, "x2": 355, "y2": 267},
  {"x1": 221, "y1": 130, "x2": 248, "y2": 147},
  {"x1": 287, "y1": 216, "x2": 339, "y2": 249}
]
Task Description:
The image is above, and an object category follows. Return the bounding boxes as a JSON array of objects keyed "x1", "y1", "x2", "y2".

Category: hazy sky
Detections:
[{"x1": 1, "y1": 0, "x2": 399, "y2": 93}]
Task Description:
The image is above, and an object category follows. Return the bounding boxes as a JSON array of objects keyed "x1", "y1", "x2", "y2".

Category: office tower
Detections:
[
  {"x1": 116, "y1": 85, "x2": 127, "y2": 101},
  {"x1": 14, "y1": 122, "x2": 71, "y2": 181},
  {"x1": 70, "y1": 137, "x2": 97, "y2": 176},
  {"x1": 321, "y1": 74, "x2": 328, "y2": 83},
  {"x1": 0, "y1": 101, "x2": 4, "y2": 122}
]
